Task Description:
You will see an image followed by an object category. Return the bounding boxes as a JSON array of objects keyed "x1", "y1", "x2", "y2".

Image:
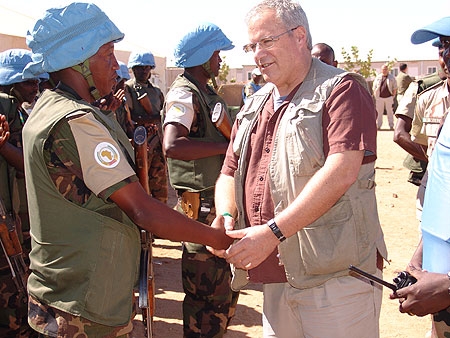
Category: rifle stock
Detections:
[
  {"x1": 211, "y1": 102, "x2": 232, "y2": 141},
  {"x1": 0, "y1": 197, "x2": 28, "y2": 296},
  {"x1": 133, "y1": 125, "x2": 155, "y2": 337}
]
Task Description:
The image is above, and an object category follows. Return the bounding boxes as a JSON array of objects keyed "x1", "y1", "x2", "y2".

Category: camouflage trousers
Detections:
[
  {"x1": 432, "y1": 307, "x2": 450, "y2": 338},
  {"x1": 0, "y1": 269, "x2": 37, "y2": 338},
  {"x1": 147, "y1": 136, "x2": 168, "y2": 204},
  {"x1": 27, "y1": 296, "x2": 133, "y2": 338},
  {"x1": 176, "y1": 199, "x2": 239, "y2": 338}
]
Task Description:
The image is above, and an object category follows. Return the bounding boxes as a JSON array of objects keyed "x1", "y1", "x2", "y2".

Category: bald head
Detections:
[{"x1": 311, "y1": 43, "x2": 337, "y2": 67}]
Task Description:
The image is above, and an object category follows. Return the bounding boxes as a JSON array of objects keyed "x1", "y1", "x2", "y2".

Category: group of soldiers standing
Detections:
[{"x1": 0, "y1": 7, "x2": 238, "y2": 336}]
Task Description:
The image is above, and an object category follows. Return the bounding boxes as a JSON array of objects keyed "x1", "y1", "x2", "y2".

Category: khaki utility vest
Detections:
[{"x1": 231, "y1": 58, "x2": 387, "y2": 290}]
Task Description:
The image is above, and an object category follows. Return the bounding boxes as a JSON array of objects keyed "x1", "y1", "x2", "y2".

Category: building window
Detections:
[
  {"x1": 247, "y1": 72, "x2": 252, "y2": 81},
  {"x1": 391, "y1": 68, "x2": 399, "y2": 77},
  {"x1": 427, "y1": 67, "x2": 437, "y2": 74}
]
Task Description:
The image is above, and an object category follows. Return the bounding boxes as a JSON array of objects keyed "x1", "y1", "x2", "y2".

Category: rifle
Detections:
[
  {"x1": 133, "y1": 124, "x2": 155, "y2": 338},
  {"x1": 211, "y1": 102, "x2": 232, "y2": 141},
  {"x1": 0, "y1": 197, "x2": 28, "y2": 297}
]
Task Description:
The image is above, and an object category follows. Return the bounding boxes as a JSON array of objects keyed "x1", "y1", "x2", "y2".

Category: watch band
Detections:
[{"x1": 267, "y1": 218, "x2": 286, "y2": 242}]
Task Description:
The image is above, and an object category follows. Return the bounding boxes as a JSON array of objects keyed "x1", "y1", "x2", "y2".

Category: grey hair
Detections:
[{"x1": 245, "y1": 0, "x2": 312, "y2": 50}]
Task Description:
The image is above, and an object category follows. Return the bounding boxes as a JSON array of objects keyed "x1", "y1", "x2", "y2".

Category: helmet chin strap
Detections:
[
  {"x1": 71, "y1": 59, "x2": 101, "y2": 101},
  {"x1": 10, "y1": 86, "x2": 24, "y2": 104},
  {"x1": 202, "y1": 60, "x2": 218, "y2": 90}
]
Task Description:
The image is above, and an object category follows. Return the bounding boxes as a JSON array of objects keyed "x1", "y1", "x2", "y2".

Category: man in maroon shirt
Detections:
[{"x1": 209, "y1": 1, "x2": 387, "y2": 337}]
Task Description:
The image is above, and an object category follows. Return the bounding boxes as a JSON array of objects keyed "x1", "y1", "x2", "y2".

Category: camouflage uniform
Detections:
[
  {"x1": 395, "y1": 72, "x2": 443, "y2": 187},
  {"x1": 0, "y1": 269, "x2": 35, "y2": 338},
  {"x1": 24, "y1": 86, "x2": 140, "y2": 337},
  {"x1": 0, "y1": 93, "x2": 35, "y2": 337},
  {"x1": 433, "y1": 308, "x2": 450, "y2": 338},
  {"x1": 28, "y1": 296, "x2": 132, "y2": 338},
  {"x1": 125, "y1": 78, "x2": 167, "y2": 204},
  {"x1": 175, "y1": 201, "x2": 239, "y2": 338},
  {"x1": 0, "y1": 93, "x2": 30, "y2": 234},
  {"x1": 163, "y1": 74, "x2": 239, "y2": 338}
]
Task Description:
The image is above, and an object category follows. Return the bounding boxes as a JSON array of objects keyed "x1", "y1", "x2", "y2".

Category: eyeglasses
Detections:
[{"x1": 243, "y1": 26, "x2": 300, "y2": 53}]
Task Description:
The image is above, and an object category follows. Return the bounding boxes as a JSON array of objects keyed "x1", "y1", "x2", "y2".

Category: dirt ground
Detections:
[{"x1": 137, "y1": 116, "x2": 432, "y2": 338}]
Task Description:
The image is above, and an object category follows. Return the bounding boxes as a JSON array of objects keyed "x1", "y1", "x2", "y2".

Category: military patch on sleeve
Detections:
[
  {"x1": 169, "y1": 103, "x2": 186, "y2": 117},
  {"x1": 94, "y1": 142, "x2": 120, "y2": 168}
]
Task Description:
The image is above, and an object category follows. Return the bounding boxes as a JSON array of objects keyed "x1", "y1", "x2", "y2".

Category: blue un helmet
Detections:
[
  {"x1": 0, "y1": 49, "x2": 36, "y2": 86},
  {"x1": 174, "y1": 22, "x2": 234, "y2": 89},
  {"x1": 116, "y1": 61, "x2": 131, "y2": 81},
  {"x1": 432, "y1": 37, "x2": 443, "y2": 48},
  {"x1": 127, "y1": 52, "x2": 156, "y2": 69},
  {"x1": 411, "y1": 17, "x2": 450, "y2": 44},
  {"x1": 23, "y1": 2, "x2": 124, "y2": 100},
  {"x1": 174, "y1": 22, "x2": 234, "y2": 68}
]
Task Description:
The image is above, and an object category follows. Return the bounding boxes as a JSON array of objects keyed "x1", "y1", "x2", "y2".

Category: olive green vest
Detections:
[
  {"x1": 125, "y1": 78, "x2": 163, "y2": 122},
  {"x1": 23, "y1": 88, "x2": 140, "y2": 326},
  {"x1": 163, "y1": 74, "x2": 228, "y2": 193}
]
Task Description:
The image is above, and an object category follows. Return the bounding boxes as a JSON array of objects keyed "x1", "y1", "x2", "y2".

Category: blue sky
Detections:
[{"x1": 0, "y1": 0, "x2": 449, "y2": 67}]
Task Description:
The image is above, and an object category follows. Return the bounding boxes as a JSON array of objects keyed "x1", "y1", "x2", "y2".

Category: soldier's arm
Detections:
[
  {"x1": 163, "y1": 122, "x2": 228, "y2": 161},
  {"x1": 109, "y1": 181, "x2": 232, "y2": 250},
  {"x1": 393, "y1": 115, "x2": 428, "y2": 162},
  {"x1": 0, "y1": 142, "x2": 24, "y2": 172}
]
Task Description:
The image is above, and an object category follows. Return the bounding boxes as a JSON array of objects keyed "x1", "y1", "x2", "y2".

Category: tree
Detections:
[
  {"x1": 218, "y1": 56, "x2": 230, "y2": 84},
  {"x1": 384, "y1": 57, "x2": 398, "y2": 72},
  {"x1": 341, "y1": 46, "x2": 376, "y2": 79}
]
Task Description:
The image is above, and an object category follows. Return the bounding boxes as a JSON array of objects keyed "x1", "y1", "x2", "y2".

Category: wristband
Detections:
[
  {"x1": 447, "y1": 271, "x2": 450, "y2": 296},
  {"x1": 222, "y1": 212, "x2": 233, "y2": 218},
  {"x1": 267, "y1": 218, "x2": 286, "y2": 242}
]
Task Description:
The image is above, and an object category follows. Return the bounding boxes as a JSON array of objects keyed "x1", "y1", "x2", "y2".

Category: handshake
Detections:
[{"x1": 208, "y1": 214, "x2": 283, "y2": 271}]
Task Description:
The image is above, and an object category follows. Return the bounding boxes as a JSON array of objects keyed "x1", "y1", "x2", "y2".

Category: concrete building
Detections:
[{"x1": 1, "y1": 33, "x2": 441, "y2": 96}]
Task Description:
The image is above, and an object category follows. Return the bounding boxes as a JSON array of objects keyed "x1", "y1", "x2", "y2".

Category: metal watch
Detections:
[{"x1": 267, "y1": 218, "x2": 286, "y2": 242}]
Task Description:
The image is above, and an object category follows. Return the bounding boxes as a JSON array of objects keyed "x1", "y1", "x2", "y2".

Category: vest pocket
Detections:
[
  {"x1": 84, "y1": 221, "x2": 140, "y2": 325},
  {"x1": 299, "y1": 196, "x2": 360, "y2": 275},
  {"x1": 283, "y1": 115, "x2": 324, "y2": 177}
]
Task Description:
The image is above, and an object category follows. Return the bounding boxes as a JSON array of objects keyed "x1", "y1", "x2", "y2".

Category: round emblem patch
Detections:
[
  {"x1": 170, "y1": 103, "x2": 186, "y2": 118},
  {"x1": 94, "y1": 142, "x2": 120, "y2": 168}
]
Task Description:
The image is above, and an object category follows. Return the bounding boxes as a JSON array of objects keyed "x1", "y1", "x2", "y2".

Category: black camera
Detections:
[
  {"x1": 393, "y1": 271, "x2": 417, "y2": 290},
  {"x1": 349, "y1": 265, "x2": 417, "y2": 291}
]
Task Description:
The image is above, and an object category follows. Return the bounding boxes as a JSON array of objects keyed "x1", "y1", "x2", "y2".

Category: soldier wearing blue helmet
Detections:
[
  {"x1": 0, "y1": 48, "x2": 40, "y2": 338},
  {"x1": 22, "y1": 3, "x2": 233, "y2": 337},
  {"x1": 391, "y1": 16, "x2": 450, "y2": 338},
  {"x1": 112, "y1": 61, "x2": 133, "y2": 137},
  {"x1": 124, "y1": 51, "x2": 168, "y2": 205},
  {"x1": 162, "y1": 22, "x2": 239, "y2": 337}
]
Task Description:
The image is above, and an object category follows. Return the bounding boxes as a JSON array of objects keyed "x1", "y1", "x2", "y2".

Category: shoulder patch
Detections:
[
  {"x1": 171, "y1": 103, "x2": 186, "y2": 116},
  {"x1": 94, "y1": 142, "x2": 120, "y2": 168}
]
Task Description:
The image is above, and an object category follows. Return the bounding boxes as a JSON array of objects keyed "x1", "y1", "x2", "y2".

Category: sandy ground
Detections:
[{"x1": 133, "y1": 116, "x2": 432, "y2": 337}]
